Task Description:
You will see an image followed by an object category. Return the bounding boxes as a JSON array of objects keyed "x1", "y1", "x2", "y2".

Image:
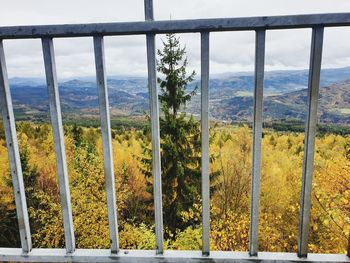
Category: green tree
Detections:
[
  {"x1": 144, "y1": 34, "x2": 201, "y2": 236},
  {"x1": 71, "y1": 124, "x2": 84, "y2": 147}
]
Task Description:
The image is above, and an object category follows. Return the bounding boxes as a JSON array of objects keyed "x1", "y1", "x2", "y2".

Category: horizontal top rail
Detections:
[{"x1": 0, "y1": 13, "x2": 350, "y2": 39}]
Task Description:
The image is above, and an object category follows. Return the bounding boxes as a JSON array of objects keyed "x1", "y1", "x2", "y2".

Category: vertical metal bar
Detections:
[
  {"x1": 0, "y1": 40, "x2": 32, "y2": 253},
  {"x1": 249, "y1": 29, "x2": 266, "y2": 257},
  {"x1": 144, "y1": 0, "x2": 164, "y2": 254},
  {"x1": 201, "y1": 32, "x2": 210, "y2": 256},
  {"x1": 41, "y1": 38, "x2": 75, "y2": 254},
  {"x1": 93, "y1": 35, "x2": 119, "y2": 254},
  {"x1": 144, "y1": 0, "x2": 154, "y2": 20},
  {"x1": 298, "y1": 27, "x2": 324, "y2": 258}
]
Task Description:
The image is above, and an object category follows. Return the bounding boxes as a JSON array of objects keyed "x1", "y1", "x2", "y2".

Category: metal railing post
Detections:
[
  {"x1": 249, "y1": 29, "x2": 266, "y2": 256},
  {"x1": 42, "y1": 37, "x2": 76, "y2": 254},
  {"x1": 0, "y1": 40, "x2": 32, "y2": 253},
  {"x1": 201, "y1": 31, "x2": 210, "y2": 256},
  {"x1": 93, "y1": 35, "x2": 120, "y2": 254},
  {"x1": 144, "y1": 0, "x2": 164, "y2": 254},
  {"x1": 298, "y1": 27, "x2": 324, "y2": 258}
]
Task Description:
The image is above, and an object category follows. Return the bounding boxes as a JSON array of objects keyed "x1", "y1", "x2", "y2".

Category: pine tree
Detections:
[{"x1": 144, "y1": 34, "x2": 201, "y2": 236}]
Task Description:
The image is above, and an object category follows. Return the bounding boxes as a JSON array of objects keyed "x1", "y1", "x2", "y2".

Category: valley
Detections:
[{"x1": 8, "y1": 66, "x2": 350, "y2": 125}]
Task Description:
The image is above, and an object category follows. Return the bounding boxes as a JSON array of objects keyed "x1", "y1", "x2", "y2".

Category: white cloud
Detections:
[{"x1": 1, "y1": 0, "x2": 350, "y2": 77}]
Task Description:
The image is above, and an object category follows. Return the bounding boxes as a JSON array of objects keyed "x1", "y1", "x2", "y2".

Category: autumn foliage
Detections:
[
  {"x1": 0, "y1": 122, "x2": 349, "y2": 253},
  {"x1": 0, "y1": 34, "x2": 349, "y2": 255}
]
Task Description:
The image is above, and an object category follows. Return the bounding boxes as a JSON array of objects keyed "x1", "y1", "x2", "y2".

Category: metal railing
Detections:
[{"x1": 0, "y1": 1, "x2": 350, "y2": 262}]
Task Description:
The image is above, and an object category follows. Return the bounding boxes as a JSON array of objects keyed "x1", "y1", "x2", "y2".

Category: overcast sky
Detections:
[{"x1": 1, "y1": 0, "x2": 350, "y2": 79}]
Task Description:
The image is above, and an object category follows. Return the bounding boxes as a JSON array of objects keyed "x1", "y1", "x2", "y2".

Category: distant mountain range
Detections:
[
  {"x1": 206, "y1": 80, "x2": 350, "y2": 124},
  {"x1": 8, "y1": 66, "x2": 350, "y2": 124}
]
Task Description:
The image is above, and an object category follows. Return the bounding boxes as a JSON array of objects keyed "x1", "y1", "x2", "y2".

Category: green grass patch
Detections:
[{"x1": 337, "y1": 108, "x2": 350, "y2": 114}]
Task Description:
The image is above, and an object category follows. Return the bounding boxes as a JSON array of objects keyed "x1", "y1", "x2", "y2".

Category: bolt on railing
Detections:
[{"x1": 0, "y1": 1, "x2": 350, "y2": 262}]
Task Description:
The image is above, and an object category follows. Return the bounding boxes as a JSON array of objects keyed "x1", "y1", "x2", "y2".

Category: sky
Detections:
[{"x1": 1, "y1": 0, "x2": 350, "y2": 79}]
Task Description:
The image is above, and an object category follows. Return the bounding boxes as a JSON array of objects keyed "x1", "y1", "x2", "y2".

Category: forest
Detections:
[
  {"x1": 0, "y1": 33, "x2": 349, "y2": 254},
  {"x1": 0, "y1": 121, "x2": 349, "y2": 253}
]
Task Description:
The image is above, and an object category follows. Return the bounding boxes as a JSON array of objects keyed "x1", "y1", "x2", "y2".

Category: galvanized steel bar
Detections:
[
  {"x1": 249, "y1": 29, "x2": 266, "y2": 256},
  {"x1": 42, "y1": 37, "x2": 76, "y2": 254},
  {"x1": 298, "y1": 27, "x2": 324, "y2": 258},
  {"x1": 0, "y1": 40, "x2": 32, "y2": 253},
  {"x1": 146, "y1": 27, "x2": 165, "y2": 257},
  {"x1": 144, "y1": 0, "x2": 154, "y2": 20},
  {"x1": 93, "y1": 35, "x2": 119, "y2": 253},
  {"x1": 144, "y1": 0, "x2": 164, "y2": 254},
  {"x1": 201, "y1": 31, "x2": 210, "y2": 256},
  {"x1": 0, "y1": 13, "x2": 350, "y2": 39},
  {"x1": 1, "y1": 248, "x2": 350, "y2": 263}
]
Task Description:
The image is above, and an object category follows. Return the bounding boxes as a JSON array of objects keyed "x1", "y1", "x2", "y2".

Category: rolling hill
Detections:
[
  {"x1": 214, "y1": 80, "x2": 350, "y2": 124},
  {"x1": 7, "y1": 67, "x2": 350, "y2": 124}
]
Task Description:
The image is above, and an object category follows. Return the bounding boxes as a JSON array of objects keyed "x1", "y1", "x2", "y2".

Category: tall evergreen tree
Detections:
[{"x1": 144, "y1": 34, "x2": 201, "y2": 235}]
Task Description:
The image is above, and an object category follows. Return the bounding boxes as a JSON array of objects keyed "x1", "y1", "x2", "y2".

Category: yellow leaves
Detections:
[
  {"x1": 289, "y1": 205, "x2": 296, "y2": 213},
  {"x1": 1, "y1": 123, "x2": 350, "y2": 253},
  {"x1": 0, "y1": 140, "x2": 9, "y2": 189},
  {"x1": 119, "y1": 222, "x2": 155, "y2": 249},
  {"x1": 181, "y1": 203, "x2": 201, "y2": 223},
  {"x1": 17, "y1": 132, "x2": 28, "y2": 146},
  {"x1": 308, "y1": 243, "x2": 318, "y2": 253},
  {"x1": 209, "y1": 211, "x2": 250, "y2": 251},
  {"x1": 169, "y1": 226, "x2": 201, "y2": 250},
  {"x1": 343, "y1": 225, "x2": 350, "y2": 236}
]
